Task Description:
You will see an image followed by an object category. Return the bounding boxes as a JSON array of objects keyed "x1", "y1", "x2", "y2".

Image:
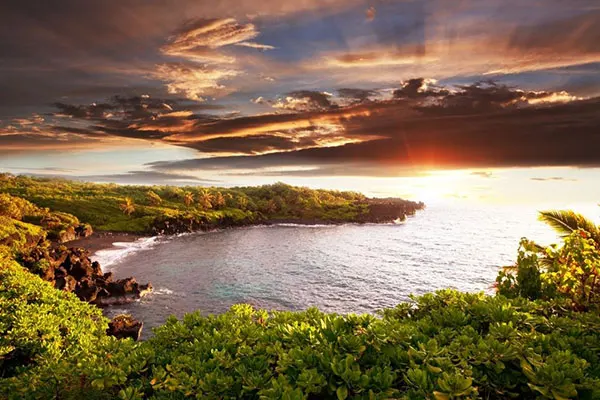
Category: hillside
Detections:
[{"x1": 0, "y1": 174, "x2": 425, "y2": 235}]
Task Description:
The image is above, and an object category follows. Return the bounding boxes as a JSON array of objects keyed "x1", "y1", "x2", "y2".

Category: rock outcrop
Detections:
[
  {"x1": 20, "y1": 246, "x2": 152, "y2": 305},
  {"x1": 107, "y1": 314, "x2": 144, "y2": 341},
  {"x1": 151, "y1": 214, "x2": 254, "y2": 236},
  {"x1": 358, "y1": 198, "x2": 425, "y2": 223}
]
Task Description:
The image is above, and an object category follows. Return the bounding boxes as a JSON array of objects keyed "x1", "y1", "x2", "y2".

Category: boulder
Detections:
[
  {"x1": 107, "y1": 315, "x2": 143, "y2": 341},
  {"x1": 75, "y1": 278, "x2": 100, "y2": 302},
  {"x1": 55, "y1": 275, "x2": 77, "y2": 292}
]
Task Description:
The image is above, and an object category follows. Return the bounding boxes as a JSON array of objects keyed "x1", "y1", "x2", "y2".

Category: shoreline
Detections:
[{"x1": 66, "y1": 232, "x2": 143, "y2": 255}]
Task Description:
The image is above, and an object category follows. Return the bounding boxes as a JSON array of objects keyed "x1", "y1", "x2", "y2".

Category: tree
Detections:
[
  {"x1": 198, "y1": 189, "x2": 213, "y2": 210},
  {"x1": 183, "y1": 192, "x2": 194, "y2": 207},
  {"x1": 213, "y1": 192, "x2": 226, "y2": 210},
  {"x1": 119, "y1": 197, "x2": 135, "y2": 216},
  {"x1": 236, "y1": 196, "x2": 248, "y2": 210},
  {"x1": 147, "y1": 190, "x2": 162, "y2": 206},
  {"x1": 539, "y1": 209, "x2": 600, "y2": 244}
]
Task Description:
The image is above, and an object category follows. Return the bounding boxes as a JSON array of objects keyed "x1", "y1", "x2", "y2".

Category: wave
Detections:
[{"x1": 92, "y1": 236, "x2": 160, "y2": 270}]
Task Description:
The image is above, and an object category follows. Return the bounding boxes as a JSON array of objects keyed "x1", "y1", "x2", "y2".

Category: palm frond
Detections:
[{"x1": 538, "y1": 210, "x2": 600, "y2": 243}]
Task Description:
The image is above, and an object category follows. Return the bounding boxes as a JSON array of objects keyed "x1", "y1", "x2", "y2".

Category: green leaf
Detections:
[
  {"x1": 433, "y1": 391, "x2": 450, "y2": 400},
  {"x1": 337, "y1": 386, "x2": 349, "y2": 400}
]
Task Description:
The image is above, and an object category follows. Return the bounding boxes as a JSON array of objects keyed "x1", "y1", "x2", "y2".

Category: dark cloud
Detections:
[
  {"x1": 148, "y1": 96, "x2": 600, "y2": 175},
  {"x1": 184, "y1": 134, "x2": 320, "y2": 154},
  {"x1": 393, "y1": 78, "x2": 448, "y2": 99},
  {"x1": 337, "y1": 88, "x2": 377, "y2": 103},
  {"x1": 3, "y1": 76, "x2": 597, "y2": 174}
]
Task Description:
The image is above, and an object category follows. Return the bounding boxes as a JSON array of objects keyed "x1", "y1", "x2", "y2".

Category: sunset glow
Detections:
[{"x1": 0, "y1": 0, "x2": 598, "y2": 202}]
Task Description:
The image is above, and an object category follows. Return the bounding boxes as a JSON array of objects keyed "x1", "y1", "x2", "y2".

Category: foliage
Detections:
[
  {"x1": 183, "y1": 191, "x2": 194, "y2": 207},
  {"x1": 539, "y1": 210, "x2": 600, "y2": 244},
  {"x1": 2, "y1": 258, "x2": 600, "y2": 399},
  {"x1": 146, "y1": 191, "x2": 162, "y2": 206},
  {"x1": 543, "y1": 230, "x2": 600, "y2": 309},
  {"x1": 498, "y1": 228, "x2": 600, "y2": 309},
  {"x1": 0, "y1": 216, "x2": 46, "y2": 255},
  {"x1": 120, "y1": 197, "x2": 136, "y2": 216},
  {"x1": 0, "y1": 192, "x2": 86, "y2": 244},
  {"x1": 0, "y1": 193, "x2": 39, "y2": 221},
  {"x1": 0, "y1": 175, "x2": 421, "y2": 234},
  {"x1": 0, "y1": 256, "x2": 142, "y2": 399},
  {"x1": 496, "y1": 238, "x2": 546, "y2": 300}
]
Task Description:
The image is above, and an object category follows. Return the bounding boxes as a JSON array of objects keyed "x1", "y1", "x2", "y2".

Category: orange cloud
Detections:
[{"x1": 157, "y1": 18, "x2": 274, "y2": 101}]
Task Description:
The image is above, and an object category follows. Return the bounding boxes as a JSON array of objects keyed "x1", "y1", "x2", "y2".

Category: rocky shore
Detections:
[{"x1": 20, "y1": 245, "x2": 152, "y2": 306}]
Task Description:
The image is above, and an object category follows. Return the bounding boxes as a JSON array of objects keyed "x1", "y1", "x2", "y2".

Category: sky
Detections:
[{"x1": 1, "y1": 0, "x2": 599, "y2": 204}]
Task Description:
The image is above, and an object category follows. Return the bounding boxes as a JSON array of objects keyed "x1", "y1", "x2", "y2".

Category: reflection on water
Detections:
[{"x1": 97, "y1": 203, "x2": 565, "y2": 336}]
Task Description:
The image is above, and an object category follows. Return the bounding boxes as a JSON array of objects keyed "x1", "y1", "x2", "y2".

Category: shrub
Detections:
[
  {"x1": 497, "y1": 230, "x2": 600, "y2": 309},
  {"x1": 0, "y1": 257, "x2": 143, "y2": 399}
]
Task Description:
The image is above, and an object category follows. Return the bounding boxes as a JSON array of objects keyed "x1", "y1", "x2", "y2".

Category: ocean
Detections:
[{"x1": 94, "y1": 202, "x2": 597, "y2": 336}]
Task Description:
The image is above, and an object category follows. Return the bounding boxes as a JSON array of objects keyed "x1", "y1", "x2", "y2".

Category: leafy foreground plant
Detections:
[
  {"x1": 2, "y1": 254, "x2": 600, "y2": 399},
  {"x1": 497, "y1": 229, "x2": 600, "y2": 310}
]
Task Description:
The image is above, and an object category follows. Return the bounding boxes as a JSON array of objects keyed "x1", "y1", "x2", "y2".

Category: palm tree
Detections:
[
  {"x1": 198, "y1": 189, "x2": 213, "y2": 210},
  {"x1": 213, "y1": 192, "x2": 225, "y2": 210},
  {"x1": 119, "y1": 197, "x2": 135, "y2": 216},
  {"x1": 183, "y1": 192, "x2": 194, "y2": 207},
  {"x1": 539, "y1": 210, "x2": 600, "y2": 244}
]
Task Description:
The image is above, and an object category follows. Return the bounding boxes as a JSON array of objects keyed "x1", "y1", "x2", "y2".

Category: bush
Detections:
[
  {"x1": 3, "y1": 269, "x2": 600, "y2": 399},
  {"x1": 0, "y1": 257, "x2": 145, "y2": 399},
  {"x1": 497, "y1": 230, "x2": 600, "y2": 309}
]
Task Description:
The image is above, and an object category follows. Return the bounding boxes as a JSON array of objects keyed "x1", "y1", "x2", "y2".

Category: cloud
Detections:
[
  {"x1": 157, "y1": 18, "x2": 273, "y2": 101},
  {"x1": 235, "y1": 42, "x2": 276, "y2": 50},
  {"x1": 273, "y1": 91, "x2": 336, "y2": 112},
  {"x1": 81, "y1": 170, "x2": 219, "y2": 185},
  {"x1": 471, "y1": 171, "x2": 494, "y2": 178},
  {"x1": 337, "y1": 88, "x2": 377, "y2": 104},
  {"x1": 365, "y1": 6, "x2": 376, "y2": 22},
  {"x1": 393, "y1": 78, "x2": 448, "y2": 99},
  {"x1": 5, "y1": 170, "x2": 220, "y2": 186},
  {"x1": 154, "y1": 63, "x2": 238, "y2": 101},
  {"x1": 314, "y1": 9, "x2": 600, "y2": 81},
  {"x1": 147, "y1": 94, "x2": 600, "y2": 176},
  {"x1": 530, "y1": 177, "x2": 578, "y2": 182}
]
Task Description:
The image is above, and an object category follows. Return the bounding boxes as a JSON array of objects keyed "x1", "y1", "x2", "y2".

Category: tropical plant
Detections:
[
  {"x1": 236, "y1": 195, "x2": 248, "y2": 210},
  {"x1": 183, "y1": 191, "x2": 194, "y2": 207},
  {"x1": 213, "y1": 191, "x2": 225, "y2": 209},
  {"x1": 146, "y1": 190, "x2": 162, "y2": 206},
  {"x1": 198, "y1": 189, "x2": 213, "y2": 210},
  {"x1": 543, "y1": 229, "x2": 600, "y2": 309},
  {"x1": 119, "y1": 197, "x2": 135, "y2": 216},
  {"x1": 539, "y1": 209, "x2": 600, "y2": 244}
]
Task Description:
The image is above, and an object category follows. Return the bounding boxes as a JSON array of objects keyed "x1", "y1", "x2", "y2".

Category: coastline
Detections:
[{"x1": 66, "y1": 231, "x2": 143, "y2": 254}]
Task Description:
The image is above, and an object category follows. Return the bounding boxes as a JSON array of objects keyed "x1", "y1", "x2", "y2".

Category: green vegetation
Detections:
[
  {"x1": 0, "y1": 174, "x2": 403, "y2": 234},
  {"x1": 0, "y1": 192, "x2": 88, "y2": 255},
  {"x1": 2, "y1": 257, "x2": 600, "y2": 399},
  {"x1": 1, "y1": 177, "x2": 599, "y2": 398},
  {"x1": 497, "y1": 210, "x2": 600, "y2": 310}
]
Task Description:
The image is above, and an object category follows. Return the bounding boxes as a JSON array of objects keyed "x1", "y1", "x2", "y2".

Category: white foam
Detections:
[
  {"x1": 153, "y1": 287, "x2": 174, "y2": 295},
  {"x1": 92, "y1": 236, "x2": 159, "y2": 271},
  {"x1": 272, "y1": 223, "x2": 338, "y2": 228}
]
